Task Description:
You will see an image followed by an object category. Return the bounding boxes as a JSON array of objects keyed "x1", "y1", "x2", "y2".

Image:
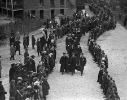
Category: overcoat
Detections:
[
  {"x1": 98, "y1": 69, "x2": 103, "y2": 84},
  {"x1": 9, "y1": 64, "x2": 15, "y2": 81},
  {"x1": 42, "y1": 79, "x2": 50, "y2": 96},
  {"x1": 70, "y1": 56, "x2": 77, "y2": 72},
  {"x1": 59, "y1": 56, "x2": 68, "y2": 72},
  {"x1": 32, "y1": 36, "x2": 36, "y2": 46},
  {"x1": 30, "y1": 58, "x2": 36, "y2": 72},
  {"x1": 15, "y1": 41, "x2": 21, "y2": 51}
]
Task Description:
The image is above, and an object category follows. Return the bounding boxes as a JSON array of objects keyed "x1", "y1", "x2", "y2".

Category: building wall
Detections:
[
  {"x1": 23, "y1": 0, "x2": 76, "y2": 20},
  {"x1": 65, "y1": 0, "x2": 76, "y2": 16},
  {"x1": 76, "y1": 0, "x2": 88, "y2": 6}
]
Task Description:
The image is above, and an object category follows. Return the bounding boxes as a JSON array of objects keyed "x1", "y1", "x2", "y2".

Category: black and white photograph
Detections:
[{"x1": 0, "y1": 0, "x2": 124, "y2": 100}]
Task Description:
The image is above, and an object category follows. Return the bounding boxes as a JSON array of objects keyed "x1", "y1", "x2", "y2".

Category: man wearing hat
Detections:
[
  {"x1": 79, "y1": 53, "x2": 86, "y2": 76},
  {"x1": 70, "y1": 53, "x2": 77, "y2": 75},
  {"x1": 59, "y1": 52, "x2": 68, "y2": 75},
  {"x1": 0, "y1": 81, "x2": 7, "y2": 100},
  {"x1": 9, "y1": 63, "x2": 15, "y2": 82}
]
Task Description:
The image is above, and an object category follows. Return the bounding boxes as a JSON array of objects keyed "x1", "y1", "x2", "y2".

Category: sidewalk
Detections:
[
  {"x1": 0, "y1": 27, "x2": 45, "y2": 100},
  {"x1": 46, "y1": 5, "x2": 104, "y2": 100},
  {"x1": 46, "y1": 34, "x2": 104, "y2": 100},
  {"x1": 97, "y1": 17, "x2": 127, "y2": 100}
]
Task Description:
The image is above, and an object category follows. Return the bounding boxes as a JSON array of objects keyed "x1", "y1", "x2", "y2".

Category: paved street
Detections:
[
  {"x1": 97, "y1": 22, "x2": 127, "y2": 100},
  {"x1": 0, "y1": 6, "x2": 106, "y2": 100},
  {"x1": 46, "y1": 33, "x2": 104, "y2": 100}
]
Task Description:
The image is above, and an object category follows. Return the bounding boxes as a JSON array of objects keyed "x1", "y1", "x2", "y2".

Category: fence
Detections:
[{"x1": 0, "y1": 19, "x2": 44, "y2": 37}]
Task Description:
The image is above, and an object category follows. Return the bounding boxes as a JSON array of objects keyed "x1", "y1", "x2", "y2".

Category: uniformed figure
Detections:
[
  {"x1": 79, "y1": 53, "x2": 86, "y2": 76},
  {"x1": 70, "y1": 53, "x2": 77, "y2": 75},
  {"x1": 32, "y1": 35, "x2": 36, "y2": 49},
  {"x1": 65, "y1": 53, "x2": 70, "y2": 73},
  {"x1": 59, "y1": 53, "x2": 68, "y2": 75}
]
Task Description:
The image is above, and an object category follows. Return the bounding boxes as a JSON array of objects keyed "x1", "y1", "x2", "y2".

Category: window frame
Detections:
[
  {"x1": 60, "y1": 0, "x2": 64, "y2": 6},
  {"x1": 40, "y1": 10, "x2": 44, "y2": 19},
  {"x1": 60, "y1": 9, "x2": 64, "y2": 15},
  {"x1": 51, "y1": 9, "x2": 55, "y2": 19}
]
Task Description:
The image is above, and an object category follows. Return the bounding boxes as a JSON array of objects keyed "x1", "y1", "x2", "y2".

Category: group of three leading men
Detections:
[{"x1": 60, "y1": 52, "x2": 86, "y2": 76}]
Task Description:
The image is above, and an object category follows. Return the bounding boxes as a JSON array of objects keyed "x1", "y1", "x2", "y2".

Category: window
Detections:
[
  {"x1": 60, "y1": 0, "x2": 64, "y2": 5},
  {"x1": 60, "y1": 9, "x2": 64, "y2": 15},
  {"x1": 39, "y1": 0, "x2": 44, "y2": 6},
  {"x1": 50, "y1": 0, "x2": 55, "y2": 7},
  {"x1": 40, "y1": 10, "x2": 44, "y2": 19},
  {"x1": 51, "y1": 10, "x2": 55, "y2": 19}
]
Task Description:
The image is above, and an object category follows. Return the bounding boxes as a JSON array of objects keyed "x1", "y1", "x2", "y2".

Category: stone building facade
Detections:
[
  {"x1": 0, "y1": 0, "x2": 76, "y2": 20},
  {"x1": 24, "y1": 0, "x2": 76, "y2": 19}
]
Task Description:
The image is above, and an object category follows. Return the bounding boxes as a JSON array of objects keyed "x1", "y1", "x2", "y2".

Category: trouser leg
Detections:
[{"x1": 12, "y1": 55, "x2": 15, "y2": 60}]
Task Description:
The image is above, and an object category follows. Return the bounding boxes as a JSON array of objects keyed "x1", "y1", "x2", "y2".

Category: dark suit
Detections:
[
  {"x1": 79, "y1": 56, "x2": 86, "y2": 75},
  {"x1": 60, "y1": 56, "x2": 68, "y2": 74},
  {"x1": 70, "y1": 56, "x2": 77, "y2": 75},
  {"x1": 97, "y1": 69, "x2": 103, "y2": 85}
]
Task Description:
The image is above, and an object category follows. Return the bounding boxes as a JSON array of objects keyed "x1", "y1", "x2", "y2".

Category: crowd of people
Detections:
[
  {"x1": 8, "y1": 8, "x2": 78, "y2": 100},
  {"x1": 0, "y1": 2, "x2": 121, "y2": 100},
  {"x1": 88, "y1": 2, "x2": 120, "y2": 100},
  {"x1": 8, "y1": 28, "x2": 60, "y2": 100},
  {"x1": 60, "y1": 31, "x2": 86, "y2": 76}
]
